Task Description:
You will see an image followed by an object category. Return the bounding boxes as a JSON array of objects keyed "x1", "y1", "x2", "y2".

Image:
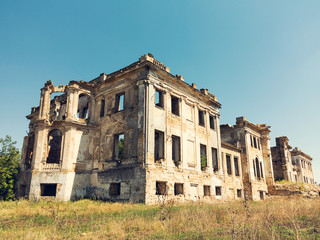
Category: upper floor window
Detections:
[
  {"x1": 171, "y1": 95, "x2": 180, "y2": 116},
  {"x1": 172, "y1": 135, "x2": 181, "y2": 166},
  {"x1": 209, "y1": 115, "x2": 215, "y2": 130},
  {"x1": 234, "y1": 156, "x2": 240, "y2": 176},
  {"x1": 155, "y1": 89, "x2": 164, "y2": 108},
  {"x1": 212, "y1": 147, "x2": 218, "y2": 172},
  {"x1": 154, "y1": 130, "x2": 164, "y2": 161},
  {"x1": 115, "y1": 93, "x2": 125, "y2": 112},
  {"x1": 77, "y1": 93, "x2": 89, "y2": 119},
  {"x1": 200, "y1": 144, "x2": 207, "y2": 171},
  {"x1": 47, "y1": 129, "x2": 62, "y2": 164},
  {"x1": 198, "y1": 110, "x2": 205, "y2": 126},
  {"x1": 226, "y1": 155, "x2": 232, "y2": 175},
  {"x1": 114, "y1": 133, "x2": 124, "y2": 162},
  {"x1": 100, "y1": 99, "x2": 105, "y2": 117},
  {"x1": 250, "y1": 135, "x2": 253, "y2": 147}
]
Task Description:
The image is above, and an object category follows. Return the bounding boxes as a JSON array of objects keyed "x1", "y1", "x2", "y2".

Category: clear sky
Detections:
[{"x1": 1, "y1": 0, "x2": 319, "y2": 183}]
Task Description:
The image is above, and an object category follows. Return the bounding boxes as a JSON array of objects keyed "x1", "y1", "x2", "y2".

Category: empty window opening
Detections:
[
  {"x1": 174, "y1": 183, "x2": 184, "y2": 195},
  {"x1": 100, "y1": 99, "x2": 105, "y2": 117},
  {"x1": 255, "y1": 158, "x2": 261, "y2": 179},
  {"x1": 25, "y1": 133, "x2": 34, "y2": 168},
  {"x1": 114, "y1": 134, "x2": 124, "y2": 162},
  {"x1": 198, "y1": 110, "x2": 205, "y2": 126},
  {"x1": 237, "y1": 189, "x2": 242, "y2": 198},
  {"x1": 212, "y1": 148, "x2": 218, "y2": 172},
  {"x1": 234, "y1": 157, "x2": 240, "y2": 176},
  {"x1": 172, "y1": 135, "x2": 181, "y2": 166},
  {"x1": 260, "y1": 162, "x2": 264, "y2": 178},
  {"x1": 209, "y1": 115, "x2": 215, "y2": 129},
  {"x1": 47, "y1": 129, "x2": 62, "y2": 164},
  {"x1": 250, "y1": 135, "x2": 253, "y2": 147},
  {"x1": 253, "y1": 137, "x2": 257, "y2": 148},
  {"x1": 155, "y1": 89, "x2": 164, "y2": 108},
  {"x1": 77, "y1": 93, "x2": 90, "y2": 119},
  {"x1": 204, "y1": 185, "x2": 211, "y2": 196},
  {"x1": 110, "y1": 183, "x2": 121, "y2": 196},
  {"x1": 41, "y1": 184, "x2": 57, "y2": 197},
  {"x1": 200, "y1": 144, "x2": 207, "y2": 171},
  {"x1": 115, "y1": 93, "x2": 125, "y2": 112},
  {"x1": 226, "y1": 155, "x2": 232, "y2": 175},
  {"x1": 154, "y1": 130, "x2": 164, "y2": 161},
  {"x1": 215, "y1": 186, "x2": 222, "y2": 196},
  {"x1": 20, "y1": 184, "x2": 27, "y2": 197},
  {"x1": 171, "y1": 95, "x2": 180, "y2": 116},
  {"x1": 156, "y1": 181, "x2": 167, "y2": 195},
  {"x1": 257, "y1": 138, "x2": 261, "y2": 150},
  {"x1": 253, "y1": 160, "x2": 256, "y2": 177},
  {"x1": 259, "y1": 191, "x2": 264, "y2": 200}
]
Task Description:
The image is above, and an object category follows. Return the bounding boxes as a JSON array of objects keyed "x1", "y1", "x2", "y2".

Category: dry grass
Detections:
[{"x1": 0, "y1": 197, "x2": 319, "y2": 239}]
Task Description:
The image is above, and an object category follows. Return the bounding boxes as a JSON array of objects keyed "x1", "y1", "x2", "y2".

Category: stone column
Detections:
[
  {"x1": 261, "y1": 131, "x2": 275, "y2": 190},
  {"x1": 66, "y1": 87, "x2": 79, "y2": 121},
  {"x1": 136, "y1": 79, "x2": 149, "y2": 165},
  {"x1": 39, "y1": 87, "x2": 51, "y2": 120}
]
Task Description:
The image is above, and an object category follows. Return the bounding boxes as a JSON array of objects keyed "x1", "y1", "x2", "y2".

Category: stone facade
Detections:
[
  {"x1": 17, "y1": 54, "x2": 317, "y2": 203},
  {"x1": 271, "y1": 137, "x2": 315, "y2": 184},
  {"x1": 220, "y1": 117, "x2": 274, "y2": 201}
]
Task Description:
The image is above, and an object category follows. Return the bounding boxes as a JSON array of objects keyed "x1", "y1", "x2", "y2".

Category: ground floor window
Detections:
[
  {"x1": 204, "y1": 185, "x2": 211, "y2": 196},
  {"x1": 40, "y1": 184, "x2": 57, "y2": 197},
  {"x1": 237, "y1": 189, "x2": 242, "y2": 198},
  {"x1": 259, "y1": 191, "x2": 264, "y2": 200},
  {"x1": 156, "y1": 181, "x2": 167, "y2": 195},
  {"x1": 174, "y1": 183, "x2": 184, "y2": 195},
  {"x1": 215, "y1": 186, "x2": 222, "y2": 196},
  {"x1": 110, "y1": 183, "x2": 121, "y2": 196}
]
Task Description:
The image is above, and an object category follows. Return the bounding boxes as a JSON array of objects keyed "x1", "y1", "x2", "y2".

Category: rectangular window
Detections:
[
  {"x1": 198, "y1": 110, "x2": 205, "y2": 126},
  {"x1": 259, "y1": 191, "x2": 264, "y2": 200},
  {"x1": 114, "y1": 133, "x2": 124, "y2": 162},
  {"x1": 155, "y1": 89, "x2": 164, "y2": 108},
  {"x1": 257, "y1": 138, "x2": 260, "y2": 150},
  {"x1": 100, "y1": 99, "x2": 105, "y2": 117},
  {"x1": 171, "y1": 95, "x2": 180, "y2": 116},
  {"x1": 226, "y1": 155, "x2": 232, "y2": 175},
  {"x1": 237, "y1": 189, "x2": 242, "y2": 198},
  {"x1": 110, "y1": 183, "x2": 121, "y2": 196},
  {"x1": 174, "y1": 183, "x2": 184, "y2": 195},
  {"x1": 250, "y1": 135, "x2": 253, "y2": 147},
  {"x1": 40, "y1": 184, "x2": 57, "y2": 197},
  {"x1": 260, "y1": 162, "x2": 264, "y2": 178},
  {"x1": 204, "y1": 185, "x2": 211, "y2": 196},
  {"x1": 115, "y1": 93, "x2": 125, "y2": 112},
  {"x1": 172, "y1": 135, "x2": 181, "y2": 166},
  {"x1": 156, "y1": 181, "x2": 167, "y2": 195},
  {"x1": 253, "y1": 137, "x2": 257, "y2": 148},
  {"x1": 209, "y1": 115, "x2": 215, "y2": 130},
  {"x1": 215, "y1": 186, "x2": 221, "y2": 196},
  {"x1": 200, "y1": 144, "x2": 207, "y2": 171},
  {"x1": 234, "y1": 156, "x2": 240, "y2": 176},
  {"x1": 154, "y1": 130, "x2": 164, "y2": 161},
  {"x1": 212, "y1": 147, "x2": 218, "y2": 171}
]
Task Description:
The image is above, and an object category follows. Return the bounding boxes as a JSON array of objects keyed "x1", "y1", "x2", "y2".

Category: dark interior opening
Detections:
[{"x1": 41, "y1": 184, "x2": 57, "y2": 197}]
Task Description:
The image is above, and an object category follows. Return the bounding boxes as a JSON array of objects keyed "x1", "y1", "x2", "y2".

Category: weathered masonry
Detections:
[
  {"x1": 17, "y1": 54, "x2": 317, "y2": 203},
  {"x1": 271, "y1": 137, "x2": 315, "y2": 184}
]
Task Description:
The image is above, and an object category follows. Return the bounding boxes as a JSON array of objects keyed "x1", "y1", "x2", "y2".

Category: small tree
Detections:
[{"x1": 0, "y1": 135, "x2": 20, "y2": 200}]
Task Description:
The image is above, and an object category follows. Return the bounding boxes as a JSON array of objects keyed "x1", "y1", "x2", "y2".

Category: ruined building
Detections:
[
  {"x1": 271, "y1": 136, "x2": 315, "y2": 184},
  {"x1": 17, "y1": 54, "x2": 316, "y2": 203}
]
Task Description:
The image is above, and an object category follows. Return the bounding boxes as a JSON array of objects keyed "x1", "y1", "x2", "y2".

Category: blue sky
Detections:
[{"x1": 1, "y1": 0, "x2": 319, "y2": 183}]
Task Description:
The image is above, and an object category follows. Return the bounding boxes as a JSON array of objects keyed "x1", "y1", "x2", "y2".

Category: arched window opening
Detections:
[
  {"x1": 253, "y1": 159, "x2": 256, "y2": 177},
  {"x1": 255, "y1": 158, "x2": 261, "y2": 179},
  {"x1": 25, "y1": 133, "x2": 34, "y2": 169},
  {"x1": 49, "y1": 92, "x2": 67, "y2": 121},
  {"x1": 77, "y1": 94, "x2": 90, "y2": 119},
  {"x1": 260, "y1": 162, "x2": 264, "y2": 178},
  {"x1": 47, "y1": 129, "x2": 62, "y2": 164}
]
